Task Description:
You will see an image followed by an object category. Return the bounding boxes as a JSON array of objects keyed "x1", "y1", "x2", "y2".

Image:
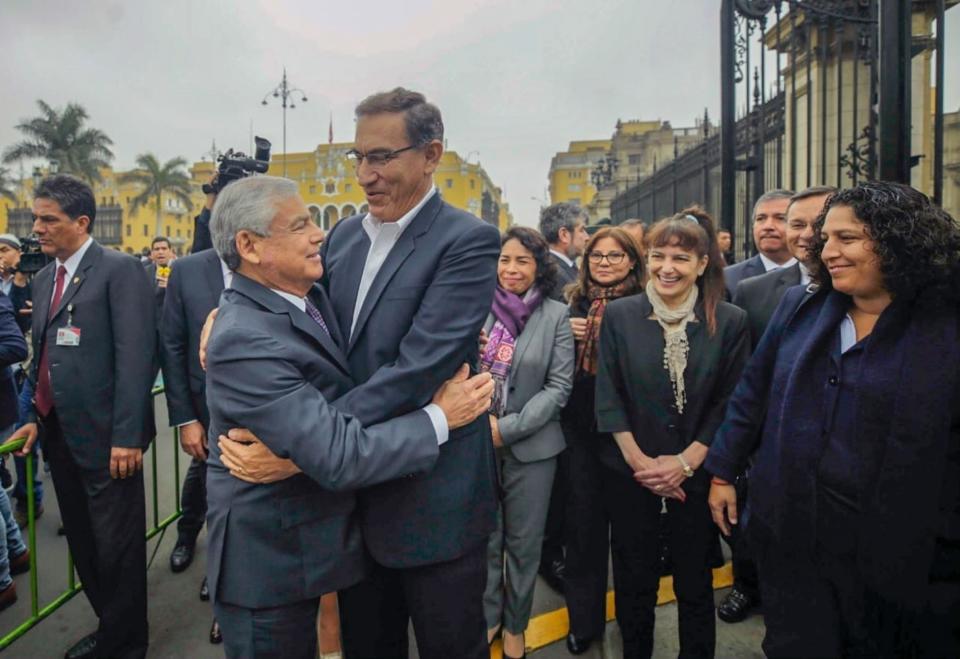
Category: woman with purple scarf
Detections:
[{"x1": 482, "y1": 227, "x2": 574, "y2": 659}]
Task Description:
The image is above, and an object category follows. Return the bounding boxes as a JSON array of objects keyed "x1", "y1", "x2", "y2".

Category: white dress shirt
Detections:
[
  {"x1": 758, "y1": 252, "x2": 796, "y2": 273},
  {"x1": 52, "y1": 236, "x2": 94, "y2": 303},
  {"x1": 549, "y1": 249, "x2": 575, "y2": 269},
  {"x1": 799, "y1": 262, "x2": 811, "y2": 286},
  {"x1": 221, "y1": 259, "x2": 233, "y2": 290},
  {"x1": 350, "y1": 186, "x2": 437, "y2": 337}
]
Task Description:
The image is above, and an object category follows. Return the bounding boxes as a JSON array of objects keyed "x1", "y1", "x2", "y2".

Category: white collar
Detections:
[
  {"x1": 758, "y1": 252, "x2": 796, "y2": 272},
  {"x1": 798, "y1": 261, "x2": 811, "y2": 286},
  {"x1": 269, "y1": 288, "x2": 306, "y2": 312},
  {"x1": 362, "y1": 186, "x2": 437, "y2": 239},
  {"x1": 56, "y1": 236, "x2": 95, "y2": 278},
  {"x1": 549, "y1": 249, "x2": 575, "y2": 268}
]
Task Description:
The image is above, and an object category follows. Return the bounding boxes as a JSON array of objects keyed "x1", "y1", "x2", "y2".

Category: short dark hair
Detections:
[
  {"x1": 752, "y1": 189, "x2": 794, "y2": 219},
  {"x1": 355, "y1": 87, "x2": 444, "y2": 147},
  {"x1": 787, "y1": 185, "x2": 837, "y2": 213},
  {"x1": 151, "y1": 236, "x2": 171, "y2": 249},
  {"x1": 619, "y1": 219, "x2": 646, "y2": 230},
  {"x1": 539, "y1": 202, "x2": 586, "y2": 244},
  {"x1": 500, "y1": 227, "x2": 559, "y2": 298},
  {"x1": 809, "y1": 181, "x2": 960, "y2": 303},
  {"x1": 717, "y1": 228, "x2": 731, "y2": 236},
  {"x1": 34, "y1": 174, "x2": 96, "y2": 230}
]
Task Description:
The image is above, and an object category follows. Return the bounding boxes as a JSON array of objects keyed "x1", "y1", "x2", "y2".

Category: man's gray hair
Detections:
[
  {"x1": 211, "y1": 175, "x2": 299, "y2": 270},
  {"x1": 355, "y1": 87, "x2": 444, "y2": 146},
  {"x1": 752, "y1": 189, "x2": 794, "y2": 218},
  {"x1": 539, "y1": 202, "x2": 587, "y2": 244}
]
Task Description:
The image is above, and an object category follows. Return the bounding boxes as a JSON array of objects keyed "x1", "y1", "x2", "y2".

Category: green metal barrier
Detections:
[{"x1": 0, "y1": 385, "x2": 182, "y2": 651}]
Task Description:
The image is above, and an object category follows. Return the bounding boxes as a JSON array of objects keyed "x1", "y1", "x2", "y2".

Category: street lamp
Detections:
[
  {"x1": 261, "y1": 68, "x2": 308, "y2": 177},
  {"x1": 591, "y1": 153, "x2": 619, "y2": 190}
]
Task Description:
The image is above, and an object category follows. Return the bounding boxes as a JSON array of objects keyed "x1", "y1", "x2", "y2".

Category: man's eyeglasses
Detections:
[
  {"x1": 587, "y1": 251, "x2": 627, "y2": 265},
  {"x1": 346, "y1": 145, "x2": 418, "y2": 169}
]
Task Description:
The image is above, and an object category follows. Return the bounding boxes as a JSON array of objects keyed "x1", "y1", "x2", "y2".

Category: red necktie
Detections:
[{"x1": 35, "y1": 265, "x2": 67, "y2": 417}]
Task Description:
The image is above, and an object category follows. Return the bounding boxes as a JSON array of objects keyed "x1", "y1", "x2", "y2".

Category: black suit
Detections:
[
  {"x1": 144, "y1": 261, "x2": 169, "y2": 318},
  {"x1": 159, "y1": 249, "x2": 224, "y2": 545},
  {"x1": 322, "y1": 193, "x2": 500, "y2": 659},
  {"x1": 28, "y1": 240, "x2": 155, "y2": 659},
  {"x1": 723, "y1": 254, "x2": 766, "y2": 300},
  {"x1": 733, "y1": 264, "x2": 802, "y2": 348},
  {"x1": 547, "y1": 251, "x2": 578, "y2": 302}
]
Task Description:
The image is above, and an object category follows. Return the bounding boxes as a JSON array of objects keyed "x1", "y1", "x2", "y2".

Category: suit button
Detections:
[
  {"x1": 828, "y1": 376, "x2": 838, "y2": 386},
  {"x1": 667, "y1": 424, "x2": 677, "y2": 432}
]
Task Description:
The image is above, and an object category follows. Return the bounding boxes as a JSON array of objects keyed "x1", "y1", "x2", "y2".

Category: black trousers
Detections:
[
  {"x1": 722, "y1": 475, "x2": 760, "y2": 599},
  {"x1": 539, "y1": 446, "x2": 568, "y2": 569},
  {"x1": 42, "y1": 409, "x2": 148, "y2": 659},
  {"x1": 338, "y1": 542, "x2": 488, "y2": 659},
  {"x1": 215, "y1": 596, "x2": 319, "y2": 659},
  {"x1": 756, "y1": 492, "x2": 960, "y2": 658},
  {"x1": 604, "y1": 466, "x2": 716, "y2": 659},
  {"x1": 563, "y1": 431, "x2": 610, "y2": 639},
  {"x1": 176, "y1": 456, "x2": 207, "y2": 544}
]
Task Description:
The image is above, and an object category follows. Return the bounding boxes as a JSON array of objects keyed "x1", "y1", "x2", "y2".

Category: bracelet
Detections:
[
  {"x1": 711, "y1": 477, "x2": 732, "y2": 486},
  {"x1": 675, "y1": 453, "x2": 694, "y2": 478}
]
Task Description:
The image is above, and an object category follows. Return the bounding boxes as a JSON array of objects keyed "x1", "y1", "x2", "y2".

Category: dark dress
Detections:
[{"x1": 595, "y1": 294, "x2": 749, "y2": 659}]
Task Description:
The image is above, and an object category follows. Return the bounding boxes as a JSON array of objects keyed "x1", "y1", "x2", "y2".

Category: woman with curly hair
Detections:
[
  {"x1": 482, "y1": 226, "x2": 574, "y2": 659},
  {"x1": 706, "y1": 181, "x2": 960, "y2": 658}
]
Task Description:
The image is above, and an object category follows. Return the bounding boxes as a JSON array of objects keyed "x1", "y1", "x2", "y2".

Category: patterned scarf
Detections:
[
  {"x1": 480, "y1": 285, "x2": 543, "y2": 415},
  {"x1": 576, "y1": 280, "x2": 632, "y2": 376},
  {"x1": 645, "y1": 279, "x2": 698, "y2": 414}
]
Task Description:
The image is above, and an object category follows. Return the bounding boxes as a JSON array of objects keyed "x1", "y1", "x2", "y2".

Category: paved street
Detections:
[{"x1": 1, "y1": 397, "x2": 765, "y2": 658}]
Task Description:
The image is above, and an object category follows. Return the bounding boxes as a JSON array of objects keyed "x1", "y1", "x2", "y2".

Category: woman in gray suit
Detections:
[{"x1": 483, "y1": 227, "x2": 575, "y2": 659}]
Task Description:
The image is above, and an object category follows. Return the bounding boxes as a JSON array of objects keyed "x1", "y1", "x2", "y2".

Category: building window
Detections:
[
  {"x1": 325, "y1": 182, "x2": 336, "y2": 194},
  {"x1": 345, "y1": 183, "x2": 352, "y2": 192},
  {"x1": 309, "y1": 185, "x2": 316, "y2": 194},
  {"x1": 126, "y1": 224, "x2": 131, "y2": 237},
  {"x1": 177, "y1": 229, "x2": 181, "y2": 238},
  {"x1": 126, "y1": 196, "x2": 130, "y2": 204},
  {"x1": 470, "y1": 179, "x2": 475, "y2": 189},
  {"x1": 143, "y1": 225, "x2": 148, "y2": 237},
  {"x1": 446, "y1": 179, "x2": 454, "y2": 189},
  {"x1": 629, "y1": 154, "x2": 641, "y2": 165},
  {"x1": 568, "y1": 184, "x2": 581, "y2": 192}
]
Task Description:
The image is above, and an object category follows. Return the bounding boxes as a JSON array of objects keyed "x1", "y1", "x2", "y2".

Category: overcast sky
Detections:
[{"x1": 2, "y1": 0, "x2": 958, "y2": 227}]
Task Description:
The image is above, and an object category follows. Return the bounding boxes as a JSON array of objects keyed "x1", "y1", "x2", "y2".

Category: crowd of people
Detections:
[{"x1": 0, "y1": 85, "x2": 958, "y2": 659}]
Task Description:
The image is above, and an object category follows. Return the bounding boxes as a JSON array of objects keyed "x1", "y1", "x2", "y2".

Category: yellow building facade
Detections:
[{"x1": 2, "y1": 144, "x2": 512, "y2": 253}]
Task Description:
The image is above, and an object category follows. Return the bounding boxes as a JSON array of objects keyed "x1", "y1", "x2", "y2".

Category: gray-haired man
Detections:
[{"x1": 203, "y1": 175, "x2": 493, "y2": 659}]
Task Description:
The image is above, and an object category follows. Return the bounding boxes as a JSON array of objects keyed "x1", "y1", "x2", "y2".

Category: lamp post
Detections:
[
  {"x1": 591, "y1": 153, "x2": 619, "y2": 190},
  {"x1": 261, "y1": 68, "x2": 308, "y2": 177}
]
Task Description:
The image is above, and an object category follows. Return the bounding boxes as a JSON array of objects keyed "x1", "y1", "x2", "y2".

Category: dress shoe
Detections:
[
  {"x1": 64, "y1": 632, "x2": 98, "y2": 659},
  {"x1": 566, "y1": 633, "x2": 595, "y2": 655},
  {"x1": 9, "y1": 549, "x2": 30, "y2": 575},
  {"x1": 209, "y1": 618, "x2": 222, "y2": 644},
  {"x1": 199, "y1": 576, "x2": 210, "y2": 601},
  {"x1": 717, "y1": 586, "x2": 758, "y2": 623},
  {"x1": 538, "y1": 558, "x2": 565, "y2": 594},
  {"x1": 0, "y1": 582, "x2": 17, "y2": 612},
  {"x1": 15, "y1": 503, "x2": 42, "y2": 529},
  {"x1": 170, "y1": 542, "x2": 195, "y2": 573}
]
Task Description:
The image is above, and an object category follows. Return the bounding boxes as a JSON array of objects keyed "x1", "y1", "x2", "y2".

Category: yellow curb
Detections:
[{"x1": 491, "y1": 562, "x2": 734, "y2": 656}]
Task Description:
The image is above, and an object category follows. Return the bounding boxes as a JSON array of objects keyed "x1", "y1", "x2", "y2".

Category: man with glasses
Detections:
[{"x1": 218, "y1": 88, "x2": 501, "y2": 659}]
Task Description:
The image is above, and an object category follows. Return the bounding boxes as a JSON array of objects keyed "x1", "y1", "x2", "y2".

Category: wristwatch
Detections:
[{"x1": 676, "y1": 454, "x2": 695, "y2": 478}]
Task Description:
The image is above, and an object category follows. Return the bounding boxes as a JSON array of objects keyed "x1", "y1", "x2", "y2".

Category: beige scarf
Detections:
[{"x1": 645, "y1": 280, "x2": 698, "y2": 414}]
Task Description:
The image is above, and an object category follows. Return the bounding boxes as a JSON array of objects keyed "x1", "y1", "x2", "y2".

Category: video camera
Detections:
[
  {"x1": 201, "y1": 137, "x2": 272, "y2": 195},
  {"x1": 16, "y1": 236, "x2": 52, "y2": 276}
]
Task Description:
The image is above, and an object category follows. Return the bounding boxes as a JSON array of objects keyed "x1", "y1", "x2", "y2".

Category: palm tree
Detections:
[
  {"x1": 0, "y1": 167, "x2": 18, "y2": 204},
  {"x1": 118, "y1": 153, "x2": 194, "y2": 237},
  {"x1": 2, "y1": 100, "x2": 114, "y2": 183}
]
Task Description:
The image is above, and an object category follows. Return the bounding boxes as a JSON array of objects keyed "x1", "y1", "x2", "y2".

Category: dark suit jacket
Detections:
[
  {"x1": 732, "y1": 263, "x2": 802, "y2": 348},
  {"x1": 321, "y1": 193, "x2": 501, "y2": 568},
  {"x1": 204, "y1": 273, "x2": 441, "y2": 608},
  {"x1": 27, "y1": 241, "x2": 156, "y2": 473},
  {"x1": 706, "y1": 287, "x2": 960, "y2": 604},
  {"x1": 0, "y1": 291, "x2": 27, "y2": 430},
  {"x1": 144, "y1": 262, "x2": 168, "y2": 317},
  {"x1": 160, "y1": 249, "x2": 223, "y2": 428},
  {"x1": 595, "y1": 295, "x2": 750, "y2": 490},
  {"x1": 723, "y1": 253, "x2": 766, "y2": 300},
  {"x1": 547, "y1": 252, "x2": 578, "y2": 302},
  {"x1": 7, "y1": 280, "x2": 31, "y2": 335}
]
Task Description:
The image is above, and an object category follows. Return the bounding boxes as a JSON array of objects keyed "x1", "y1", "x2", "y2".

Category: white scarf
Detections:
[{"x1": 645, "y1": 280, "x2": 698, "y2": 414}]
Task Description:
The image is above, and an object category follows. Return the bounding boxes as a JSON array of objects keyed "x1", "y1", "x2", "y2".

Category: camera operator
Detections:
[
  {"x1": 0, "y1": 235, "x2": 31, "y2": 335},
  {"x1": 190, "y1": 176, "x2": 218, "y2": 253}
]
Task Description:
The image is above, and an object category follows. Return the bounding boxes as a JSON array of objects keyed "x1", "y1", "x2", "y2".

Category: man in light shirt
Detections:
[{"x1": 723, "y1": 189, "x2": 796, "y2": 298}]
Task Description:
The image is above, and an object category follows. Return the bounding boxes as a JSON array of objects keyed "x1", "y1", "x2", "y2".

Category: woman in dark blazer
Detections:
[
  {"x1": 596, "y1": 207, "x2": 749, "y2": 658},
  {"x1": 706, "y1": 181, "x2": 960, "y2": 658},
  {"x1": 482, "y1": 227, "x2": 574, "y2": 659},
  {"x1": 562, "y1": 227, "x2": 645, "y2": 656}
]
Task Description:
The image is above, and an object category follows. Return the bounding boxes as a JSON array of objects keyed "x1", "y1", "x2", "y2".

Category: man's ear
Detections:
[
  {"x1": 74, "y1": 215, "x2": 92, "y2": 235},
  {"x1": 422, "y1": 139, "x2": 443, "y2": 175},
  {"x1": 235, "y1": 230, "x2": 263, "y2": 265}
]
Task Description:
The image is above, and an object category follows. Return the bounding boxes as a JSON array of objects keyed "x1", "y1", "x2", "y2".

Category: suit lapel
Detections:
[
  {"x1": 202, "y1": 251, "x2": 225, "y2": 309},
  {"x1": 333, "y1": 227, "x2": 370, "y2": 342},
  {"x1": 348, "y1": 193, "x2": 442, "y2": 353},
  {"x1": 287, "y1": 302, "x2": 351, "y2": 376},
  {"x1": 510, "y1": 304, "x2": 544, "y2": 371},
  {"x1": 50, "y1": 241, "x2": 102, "y2": 324},
  {"x1": 774, "y1": 263, "x2": 801, "y2": 297}
]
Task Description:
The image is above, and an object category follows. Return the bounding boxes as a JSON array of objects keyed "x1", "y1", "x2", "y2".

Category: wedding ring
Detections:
[{"x1": 655, "y1": 484, "x2": 663, "y2": 491}]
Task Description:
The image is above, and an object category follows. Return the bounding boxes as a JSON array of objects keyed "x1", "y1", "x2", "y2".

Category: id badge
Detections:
[{"x1": 56, "y1": 325, "x2": 81, "y2": 347}]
